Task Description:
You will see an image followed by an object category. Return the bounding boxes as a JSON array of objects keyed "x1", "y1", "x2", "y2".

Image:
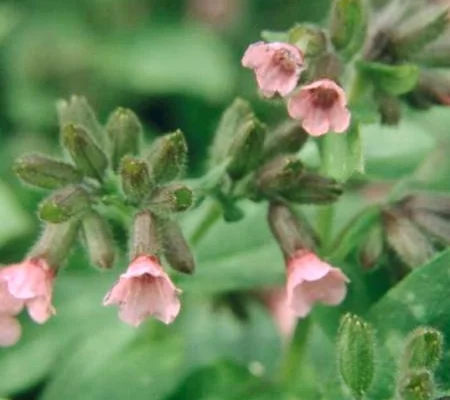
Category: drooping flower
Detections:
[
  {"x1": 0, "y1": 315, "x2": 22, "y2": 347},
  {"x1": 103, "y1": 255, "x2": 181, "y2": 326},
  {"x1": 0, "y1": 258, "x2": 55, "y2": 324},
  {"x1": 242, "y1": 41, "x2": 305, "y2": 98},
  {"x1": 287, "y1": 78, "x2": 351, "y2": 136},
  {"x1": 286, "y1": 250, "x2": 349, "y2": 317}
]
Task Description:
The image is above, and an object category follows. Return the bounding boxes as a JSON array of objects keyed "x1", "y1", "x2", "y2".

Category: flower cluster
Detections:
[{"x1": 242, "y1": 41, "x2": 351, "y2": 136}]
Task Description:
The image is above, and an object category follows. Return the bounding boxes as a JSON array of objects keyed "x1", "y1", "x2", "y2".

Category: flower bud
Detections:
[
  {"x1": 262, "y1": 120, "x2": 309, "y2": 161},
  {"x1": 330, "y1": 0, "x2": 367, "y2": 59},
  {"x1": 400, "y1": 193, "x2": 450, "y2": 217},
  {"x1": 147, "y1": 130, "x2": 187, "y2": 184},
  {"x1": 38, "y1": 185, "x2": 91, "y2": 223},
  {"x1": 226, "y1": 118, "x2": 266, "y2": 181},
  {"x1": 337, "y1": 313, "x2": 375, "y2": 400},
  {"x1": 130, "y1": 210, "x2": 160, "y2": 260},
  {"x1": 13, "y1": 153, "x2": 82, "y2": 190},
  {"x1": 57, "y1": 95, "x2": 104, "y2": 146},
  {"x1": 410, "y1": 210, "x2": 450, "y2": 245},
  {"x1": 81, "y1": 211, "x2": 115, "y2": 269},
  {"x1": 358, "y1": 224, "x2": 384, "y2": 270},
  {"x1": 382, "y1": 208, "x2": 435, "y2": 268},
  {"x1": 61, "y1": 124, "x2": 108, "y2": 181},
  {"x1": 289, "y1": 24, "x2": 327, "y2": 57},
  {"x1": 268, "y1": 202, "x2": 317, "y2": 257},
  {"x1": 209, "y1": 98, "x2": 253, "y2": 165},
  {"x1": 160, "y1": 218, "x2": 195, "y2": 274},
  {"x1": 402, "y1": 327, "x2": 444, "y2": 372},
  {"x1": 398, "y1": 370, "x2": 434, "y2": 400},
  {"x1": 120, "y1": 155, "x2": 154, "y2": 205},
  {"x1": 105, "y1": 107, "x2": 142, "y2": 171},
  {"x1": 149, "y1": 184, "x2": 193, "y2": 214},
  {"x1": 28, "y1": 220, "x2": 80, "y2": 268},
  {"x1": 312, "y1": 52, "x2": 343, "y2": 81}
]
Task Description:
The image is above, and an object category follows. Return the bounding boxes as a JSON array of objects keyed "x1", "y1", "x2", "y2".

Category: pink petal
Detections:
[
  {"x1": 329, "y1": 104, "x2": 351, "y2": 133},
  {"x1": 288, "y1": 251, "x2": 333, "y2": 282},
  {"x1": 302, "y1": 107, "x2": 330, "y2": 136},
  {"x1": 0, "y1": 315, "x2": 22, "y2": 347},
  {"x1": 320, "y1": 269, "x2": 349, "y2": 305},
  {"x1": 241, "y1": 41, "x2": 271, "y2": 69},
  {"x1": 122, "y1": 256, "x2": 164, "y2": 278},
  {"x1": 287, "y1": 286, "x2": 313, "y2": 318},
  {"x1": 26, "y1": 296, "x2": 56, "y2": 324},
  {"x1": 287, "y1": 91, "x2": 313, "y2": 120},
  {"x1": 0, "y1": 281, "x2": 24, "y2": 316}
]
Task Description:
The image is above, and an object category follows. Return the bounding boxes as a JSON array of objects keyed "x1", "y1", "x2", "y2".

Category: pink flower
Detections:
[
  {"x1": 0, "y1": 258, "x2": 55, "y2": 324},
  {"x1": 287, "y1": 79, "x2": 351, "y2": 136},
  {"x1": 103, "y1": 255, "x2": 181, "y2": 326},
  {"x1": 286, "y1": 251, "x2": 349, "y2": 317},
  {"x1": 242, "y1": 41, "x2": 304, "y2": 98},
  {"x1": 0, "y1": 315, "x2": 22, "y2": 347}
]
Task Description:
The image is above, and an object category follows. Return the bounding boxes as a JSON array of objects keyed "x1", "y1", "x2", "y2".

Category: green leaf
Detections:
[
  {"x1": 260, "y1": 30, "x2": 289, "y2": 43},
  {"x1": 357, "y1": 62, "x2": 420, "y2": 95}
]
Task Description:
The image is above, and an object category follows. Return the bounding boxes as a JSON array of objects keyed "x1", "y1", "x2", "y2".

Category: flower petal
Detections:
[
  {"x1": 329, "y1": 104, "x2": 351, "y2": 133},
  {"x1": 0, "y1": 315, "x2": 22, "y2": 347}
]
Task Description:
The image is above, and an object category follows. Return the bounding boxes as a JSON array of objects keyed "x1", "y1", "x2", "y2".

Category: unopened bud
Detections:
[
  {"x1": 160, "y1": 218, "x2": 195, "y2": 274},
  {"x1": 209, "y1": 98, "x2": 254, "y2": 165},
  {"x1": 149, "y1": 184, "x2": 193, "y2": 214},
  {"x1": 120, "y1": 156, "x2": 153, "y2": 204},
  {"x1": 81, "y1": 211, "x2": 115, "y2": 269},
  {"x1": 382, "y1": 208, "x2": 435, "y2": 268},
  {"x1": 392, "y1": 8, "x2": 449, "y2": 59},
  {"x1": 410, "y1": 210, "x2": 450, "y2": 245},
  {"x1": 330, "y1": 0, "x2": 367, "y2": 59},
  {"x1": 359, "y1": 224, "x2": 384, "y2": 270},
  {"x1": 130, "y1": 210, "x2": 160, "y2": 259},
  {"x1": 337, "y1": 313, "x2": 375, "y2": 400},
  {"x1": 106, "y1": 107, "x2": 142, "y2": 171},
  {"x1": 62, "y1": 124, "x2": 108, "y2": 181},
  {"x1": 401, "y1": 193, "x2": 450, "y2": 217},
  {"x1": 377, "y1": 93, "x2": 402, "y2": 125},
  {"x1": 226, "y1": 118, "x2": 266, "y2": 180},
  {"x1": 57, "y1": 95, "x2": 104, "y2": 145},
  {"x1": 402, "y1": 327, "x2": 444, "y2": 372},
  {"x1": 289, "y1": 24, "x2": 327, "y2": 57},
  {"x1": 398, "y1": 370, "x2": 434, "y2": 400},
  {"x1": 28, "y1": 220, "x2": 80, "y2": 268},
  {"x1": 147, "y1": 130, "x2": 187, "y2": 184},
  {"x1": 268, "y1": 202, "x2": 317, "y2": 257},
  {"x1": 13, "y1": 153, "x2": 82, "y2": 190},
  {"x1": 38, "y1": 185, "x2": 91, "y2": 223},
  {"x1": 263, "y1": 120, "x2": 309, "y2": 161},
  {"x1": 312, "y1": 52, "x2": 343, "y2": 81}
]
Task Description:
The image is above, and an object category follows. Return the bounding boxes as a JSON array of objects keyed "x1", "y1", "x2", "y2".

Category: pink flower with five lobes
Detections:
[
  {"x1": 287, "y1": 78, "x2": 351, "y2": 136},
  {"x1": 103, "y1": 255, "x2": 181, "y2": 327},
  {"x1": 286, "y1": 251, "x2": 349, "y2": 318},
  {"x1": 242, "y1": 41, "x2": 305, "y2": 98}
]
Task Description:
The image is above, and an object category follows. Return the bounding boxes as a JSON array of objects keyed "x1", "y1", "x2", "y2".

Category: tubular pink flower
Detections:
[
  {"x1": 286, "y1": 251, "x2": 349, "y2": 318},
  {"x1": 0, "y1": 258, "x2": 55, "y2": 324},
  {"x1": 287, "y1": 79, "x2": 351, "y2": 136},
  {"x1": 0, "y1": 315, "x2": 22, "y2": 347},
  {"x1": 103, "y1": 255, "x2": 181, "y2": 326},
  {"x1": 242, "y1": 41, "x2": 304, "y2": 98},
  {"x1": 262, "y1": 288, "x2": 297, "y2": 341}
]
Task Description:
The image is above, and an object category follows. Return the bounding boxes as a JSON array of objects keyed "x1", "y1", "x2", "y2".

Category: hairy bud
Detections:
[
  {"x1": 130, "y1": 210, "x2": 160, "y2": 259},
  {"x1": 149, "y1": 184, "x2": 193, "y2": 214},
  {"x1": 359, "y1": 224, "x2": 384, "y2": 270},
  {"x1": 398, "y1": 370, "x2": 434, "y2": 400},
  {"x1": 120, "y1": 156, "x2": 154, "y2": 204}
]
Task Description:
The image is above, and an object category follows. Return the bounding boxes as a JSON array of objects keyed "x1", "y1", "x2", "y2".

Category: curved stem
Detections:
[{"x1": 189, "y1": 201, "x2": 222, "y2": 247}]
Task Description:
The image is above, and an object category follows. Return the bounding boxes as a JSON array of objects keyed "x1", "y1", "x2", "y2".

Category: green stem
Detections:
[
  {"x1": 189, "y1": 201, "x2": 222, "y2": 247},
  {"x1": 280, "y1": 317, "x2": 311, "y2": 387},
  {"x1": 317, "y1": 205, "x2": 335, "y2": 253}
]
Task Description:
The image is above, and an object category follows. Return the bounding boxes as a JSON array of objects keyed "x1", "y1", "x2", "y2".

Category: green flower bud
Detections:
[
  {"x1": 402, "y1": 327, "x2": 444, "y2": 372},
  {"x1": 81, "y1": 211, "x2": 115, "y2": 269},
  {"x1": 209, "y1": 98, "x2": 254, "y2": 165},
  {"x1": 28, "y1": 220, "x2": 80, "y2": 268},
  {"x1": 330, "y1": 0, "x2": 367, "y2": 60},
  {"x1": 337, "y1": 313, "x2": 376, "y2": 400},
  {"x1": 105, "y1": 107, "x2": 142, "y2": 171},
  {"x1": 358, "y1": 224, "x2": 384, "y2": 270},
  {"x1": 382, "y1": 208, "x2": 435, "y2": 268},
  {"x1": 120, "y1": 156, "x2": 154, "y2": 205},
  {"x1": 130, "y1": 210, "x2": 160, "y2": 259},
  {"x1": 268, "y1": 202, "x2": 317, "y2": 257},
  {"x1": 149, "y1": 184, "x2": 193, "y2": 214},
  {"x1": 289, "y1": 24, "x2": 327, "y2": 57},
  {"x1": 147, "y1": 130, "x2": 187, "y2": 184},
  {"x1": 62, "y1": 124, "x2": 108, "y2": 181},
  {"x1": 38, "y1": 185, "x2": 91, "y2": 223},
  {"x1": 57, "y1": 95, "x2": 104, "y2": 146},
  {"x1": 226, "y1": 118, "x2": 266, "y2": 181},
  {"x1": 13, "y1": 153, "x2": 82, "y2": 190},
  {"x1": 262, "y1": 120, "x2": 309, "y2": 161},
  {"x1": 398, "y1": 370, "x2": 434, "y2": 400},
  {"x1": 160, "y1": 218, "x2": 195, "y2": 274}
]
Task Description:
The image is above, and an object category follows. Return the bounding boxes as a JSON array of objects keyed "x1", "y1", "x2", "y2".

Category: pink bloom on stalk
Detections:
[
  {"x1": 286, "y1": 251, "x2": 349, "y2": 318},
  {"x1": 262, "y1": 288, "x2": 297, "y2": 341},
  {"x1": 242, "y1": 41, "x2": 304, "y2": 98},
  {"x1": 0, "y1": 258, "x2": 55, "y2": 324},
  {"x1": 287, "y1": 79, "x2": 351, "y2": 136},
  {"x1": 0, "y1": 315, "x2": 22, "y2": 347},
  {"x1": 103, "y1": 255, "x2": 181, "y2": 327}
]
